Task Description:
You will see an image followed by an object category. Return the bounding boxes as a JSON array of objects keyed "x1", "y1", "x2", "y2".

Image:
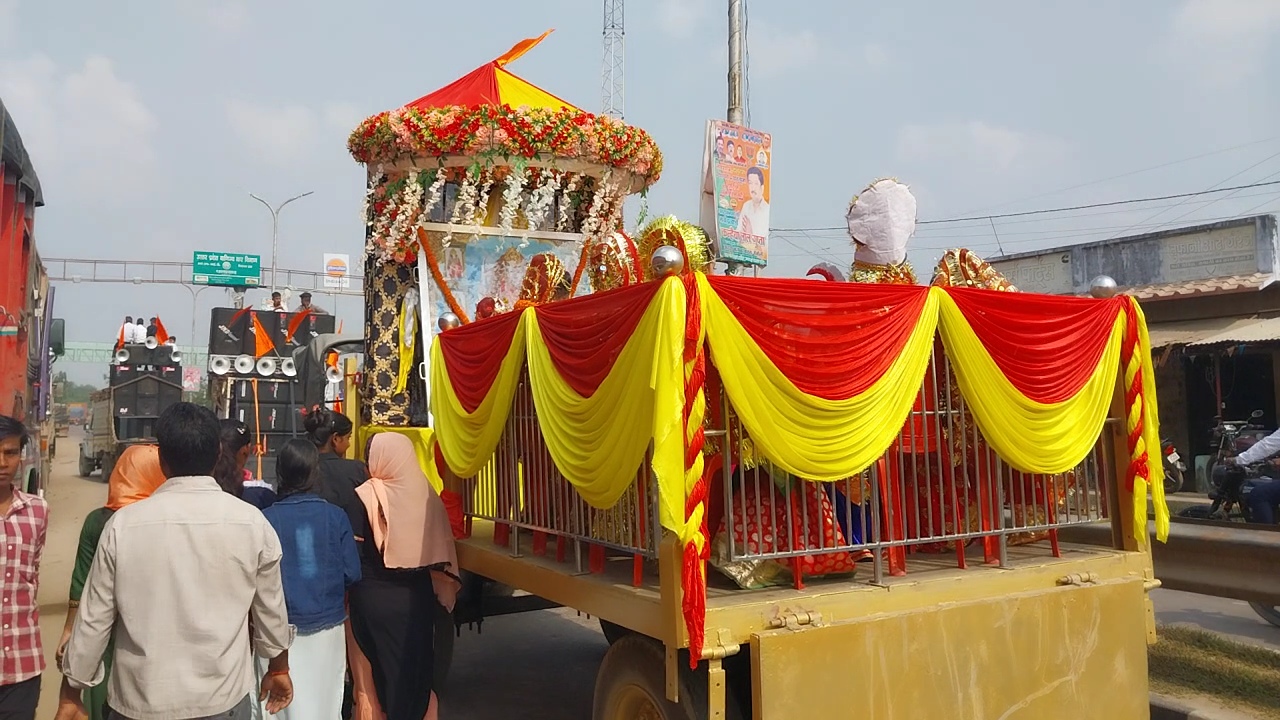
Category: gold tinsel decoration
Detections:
[
  {"x1": 514, "y1": 253, "x2": 568, "y2": 311},
  {"x1": 588, "y1": 231, "x2": 641, "y2": 293},
  {"x1": 636, "y1": 215, "x2": 713, "y2": 281},
  {"x1": 850, "y1": 259, "x2": 917, "y2": 285},
  {"x1": 932, "y1": 248, "x2": 1019, "y2": 292}
]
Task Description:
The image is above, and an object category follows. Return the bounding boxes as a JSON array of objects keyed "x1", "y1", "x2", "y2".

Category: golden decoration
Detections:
[
  {"x1": 514, "y1": 253, "x2": 568, "y2": 311},
  {"x1": 636, "y1": 216, "x2": 712, "y2": 280},
  {"x1": 588, "y1": 231, "x2": 641, "y2": 293},
  {"x1": 850, "y1": 259, "x2": 917, "y2": 285},
  {"x1": 931, "y1": 248, "x2": 1019, "y2": 292}
]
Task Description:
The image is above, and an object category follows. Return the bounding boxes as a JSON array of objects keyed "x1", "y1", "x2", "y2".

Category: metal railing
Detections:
[
  {"x1": 43, "y1": 258, "x2": 365, "y2": 298},
  {"x1": 458, "y1": 354, "x2": 1113, "y2": 589},
  {"x1": 461, "y1": 369, "x2": 662, "y2": 571}
]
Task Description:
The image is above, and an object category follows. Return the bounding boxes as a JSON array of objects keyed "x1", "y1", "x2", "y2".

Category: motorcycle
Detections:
[{"x1": 1161, "y1": 438, "x2": 1186, "y2": 494}]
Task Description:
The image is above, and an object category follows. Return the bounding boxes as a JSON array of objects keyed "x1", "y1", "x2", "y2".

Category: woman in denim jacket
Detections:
[{"x1": 259, "y1": 439, "x2": 361, "y2": 719}]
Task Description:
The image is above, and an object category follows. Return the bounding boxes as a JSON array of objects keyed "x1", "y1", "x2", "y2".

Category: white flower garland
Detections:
[
  {"x1": 579, "y1": 173, "x2": 614, "y2": 242},
  {"x1": 557, "y1": 173, "x2": 581, "y2": 232},
  {"x1": 497, "y1": 165, "x2": 528, "y2": 237},
  {"x1": 473, "y1": 170, "x2": 495, "y2": 228},
  {"x1": 523, "y1": 170, "x2": 560, "y2": 238},
  {"x1": 446, "y1": 171, "x2": 480, "y2": 248},
  {"x1": 420, "y1": 171, "x2": 447, "y2": 226}
]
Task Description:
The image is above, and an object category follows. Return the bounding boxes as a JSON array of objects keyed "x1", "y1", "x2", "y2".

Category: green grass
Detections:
[{"x1": 1150, "y1": 624, "x2": 1280, "y2": 719}]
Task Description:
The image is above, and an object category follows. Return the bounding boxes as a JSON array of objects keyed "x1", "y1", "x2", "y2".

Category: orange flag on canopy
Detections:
[
  {"x1": 251, "y1": 313, "x2": 275, "y2": 357},
  {"x1": 495, "y1": 29, "x2": 554, "y2": 67},
  {"x1": 114, "y1": 326, "x2": 126, "y2": 352}
]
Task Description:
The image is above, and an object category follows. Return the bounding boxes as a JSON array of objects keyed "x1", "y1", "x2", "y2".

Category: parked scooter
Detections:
[{"x1": 1161, "y1": 438, "x2": 1186, "y2": 494}]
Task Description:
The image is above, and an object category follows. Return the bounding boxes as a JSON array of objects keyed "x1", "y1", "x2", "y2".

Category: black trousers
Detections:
[{"x1": 0, "y1": 676, "x2": 40, "y2": 720}]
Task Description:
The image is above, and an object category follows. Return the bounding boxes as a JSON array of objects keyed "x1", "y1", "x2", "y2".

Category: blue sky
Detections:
[{"x1": 3, "y1": 0, "x2": 1279, "y2": 383}]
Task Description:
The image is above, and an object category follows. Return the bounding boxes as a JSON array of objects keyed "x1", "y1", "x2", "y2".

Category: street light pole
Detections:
[{"x1": 249, "y1": 191, "x2": 314, "y2": 292}]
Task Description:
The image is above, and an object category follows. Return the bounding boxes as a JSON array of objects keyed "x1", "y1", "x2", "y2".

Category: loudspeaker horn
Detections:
[
  {"x1": 234, "y1": 355, "x2": 255, "y2": 374},
  {"x1": 325, "y1": 365, "x2": 343, "y2": 384},
  {"x1": 280, "y1": 358, "x2": 297, "y2": 377},
  {"x1": 210, "y1": 356, "x2": 231, "y2": 375},
  {"x1": 169, "y1": 347, "x2": 183, "y2": 364},
  {"x1": 256, "y1": 357, "x2": 277, "y2": 377},
  {"x1": 144, "y1": 336, "x2": 159, "y2": 349},
  {"x1": 113, "y1": 348, "x2": 131, "y2": 364}
]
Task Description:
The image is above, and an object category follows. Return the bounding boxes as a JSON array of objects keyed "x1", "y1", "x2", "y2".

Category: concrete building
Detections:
[{"x1": 989, "y1": 214, "x2": 1280, "y2": 491}]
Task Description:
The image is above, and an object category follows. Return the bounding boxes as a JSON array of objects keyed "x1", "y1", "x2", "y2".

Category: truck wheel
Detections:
[
  {"x1": 599, "y1": 619, "x2": 632, "y2": 645},
  {"x1": 78, "y1": 454, "x2": 95, "y2": 478},
  {"x1": 1250, "y1": 602, "x2": 1280, "y2": 628},
  {"x1": 100, "y1": 455, "x2": 115, "y2": 482},
  {"x1": 592, "y1": 634, "x2": 743, "y2": 720}
]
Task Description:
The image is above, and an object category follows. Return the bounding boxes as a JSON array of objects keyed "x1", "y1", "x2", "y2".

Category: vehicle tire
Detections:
[
  {"x1": 1164, "y1": 465, "x2": 1184, "y2": 494},
  {"x1": 435, "y1": 605, "x2": 455, "y2": 687},
  {"x1": 1250, "y1": 602, "x2": 1280, "y2": 628},
  {"x1": 77, "y1": 453, "x2": 95, "y2": 478},
  {"x1": 1177, "y1": 505, "x2": 1213, "y2": 520},
  {"x1": 599, "y1": 619, "x2": 633, "y2": 645},
  {"x1": 592, "y1": 634, "x2": 744, "y2": 720},
  {"x1": 99, "y1": 454, "x2": 115, "y2": 482}
]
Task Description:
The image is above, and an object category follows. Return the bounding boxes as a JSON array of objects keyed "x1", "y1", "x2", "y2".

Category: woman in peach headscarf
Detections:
[
  {"x1": 344, "y1": 433, "x2": 460, "y2": 720},
  {"x1": 54, "y1": 445, "x2": 167, "y2": 720}
]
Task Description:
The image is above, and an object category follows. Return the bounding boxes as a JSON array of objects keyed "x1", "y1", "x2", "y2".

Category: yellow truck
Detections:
[{"x1": 346, "y1": 267, "x2": 1168, "y2": 720}]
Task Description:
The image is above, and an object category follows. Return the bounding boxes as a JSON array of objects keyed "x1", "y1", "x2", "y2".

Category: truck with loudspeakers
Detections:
[{"x1": 78, "y1": 339, "x2": 183, "y2": 478}]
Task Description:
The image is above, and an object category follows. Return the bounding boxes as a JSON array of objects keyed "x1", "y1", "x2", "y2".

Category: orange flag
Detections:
[
  {"x1": 494, "y1": 29, "x2": 554, "y2": 67},
  {"x1": 251, "y1": 313, "x2": 275, "y2": 357},
  {"x1": 114, "y1": 325, "x2": 126, "y2": 352},
  {"x1": 153, "y1": 317, "x2": 171, "y2": 345},
  {"x1": 285, "y1": 308, "x2": 314, "y2": 343}
]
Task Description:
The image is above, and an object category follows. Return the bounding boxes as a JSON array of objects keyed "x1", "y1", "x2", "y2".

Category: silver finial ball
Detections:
[
  {"x1": 650, "y1": 246, "x2": 685, "y2": 278},
  {"x1": 438, "y1": 312, "x2": 461, "y2": 331},
  {"x1": 1089, "y1": 275, "x2": 1119, "y2": 299}
]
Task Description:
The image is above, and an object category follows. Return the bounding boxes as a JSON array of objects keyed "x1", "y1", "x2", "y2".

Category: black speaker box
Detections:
[
  {"x1": 113, "y1": 376, "x2": 182, "y2": 420},
  {"x1": 234, "y1": 403, "x2": 303, "y2": 435},
  {"x1": 115, "y1": 416, "x2": 158, "y2": 442},
  {"x1": 208, "y1": 308, "x2": 249, "y2": 356},
  {"x1": 233, "y1": 378, "x2": 293, "y2": 405}
]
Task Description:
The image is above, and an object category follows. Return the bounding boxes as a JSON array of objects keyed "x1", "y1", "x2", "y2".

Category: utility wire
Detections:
[{"x1": 772, "y1": 179, "x2": 1280, "y2": 232}]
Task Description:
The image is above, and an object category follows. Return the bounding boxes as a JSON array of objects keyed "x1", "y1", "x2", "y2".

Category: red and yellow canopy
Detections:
[{"x1": 403, "y1": 30, "x2": 576, "y2": 113}]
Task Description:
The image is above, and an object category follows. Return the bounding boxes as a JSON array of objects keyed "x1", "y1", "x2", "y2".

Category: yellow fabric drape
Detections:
[
  {"x1": 936, "y1": 290, "x2": 1126, "y2": 475},
  {"x1": 1128, "y1": 299, "x2": 1170, "y2": 543},
  {"x1": 525, "y1": 277, "x2": 689, "y2": 539},
  {"x1": 430, "y1": 322, "x2": 528, "y2": 478},
  {"x1": 698, "y1": 274, "x2": 940, "y2": 481}
]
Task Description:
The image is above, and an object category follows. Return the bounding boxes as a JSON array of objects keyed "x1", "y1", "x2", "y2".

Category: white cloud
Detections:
[
  {"x1": 225, "y1": 100, "x2": 362, "y2": 167},
  {"x1": 184, "y1": 0, "x2": 249, "y2": 32},
  {"x1": 0, "y1": 0, "x2": 17, "y2": 42},
  {"x1": 748, "y1": 21, "x2": 822, "y2": 77},
  {"x1": 896, "y1": 121, "x2": 1069, "y2": 174},
  {"x1": 1166, "y1": 0, "x2": 1280, "y2": 86},
  {"x1": 862, "y1": 44, "x2": 890, "y2": 69},
  {"x1": 658, "y1": 0, "x2": 712, "y2": 38},
  {"x1": 0, "y1": 54, "x2": 158, "y2": 203}
]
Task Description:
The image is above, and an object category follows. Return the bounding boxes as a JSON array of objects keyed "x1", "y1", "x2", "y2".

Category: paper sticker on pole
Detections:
[
  {"x1": 323, "y1": 253, "x2": 351, "y2": 289},
  {"x1": 699, "y1": 119, "x2": 771, "y2": 267}
]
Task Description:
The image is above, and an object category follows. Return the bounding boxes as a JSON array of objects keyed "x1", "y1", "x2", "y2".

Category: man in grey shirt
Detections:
[{"x1": 61, "y1": 403, "x2": 295, "y2": 719}]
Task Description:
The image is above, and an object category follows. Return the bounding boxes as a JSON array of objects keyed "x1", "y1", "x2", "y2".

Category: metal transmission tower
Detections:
[{"x1": 602, "y1": 0, "x2": 625, "y2": 118}]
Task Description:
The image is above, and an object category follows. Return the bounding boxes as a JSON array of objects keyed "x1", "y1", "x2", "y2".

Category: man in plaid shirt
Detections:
[{"x1": 0, "y1": 414, "x2": 48, "y2": 719}]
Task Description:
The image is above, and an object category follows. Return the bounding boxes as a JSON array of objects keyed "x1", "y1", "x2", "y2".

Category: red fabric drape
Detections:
[
  {"x1": 944, "y1": 288, "x2": 1123, "y2": 404},
  {"x1": 529, "y1": 282, "x2": 661, "y2": 397},
  {"x1": 707, "y1": 276, "x2": 931, "y2": 401},
  {"x1": 438, "y1": 311, "x2": 524, "y2": 414}
]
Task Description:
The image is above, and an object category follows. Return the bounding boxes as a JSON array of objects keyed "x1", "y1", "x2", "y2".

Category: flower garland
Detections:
[
  {"x1": 348, "y1": 104, "x2": 663, "y2": 189},
  {"x1": 523, "y1": 169, "x2": 560, "y2": 237},
  {"x1": 497, "y1": 164, "x2": 528, "y2": 237},
  {"x1": 557, "y1": 173, "x2": 581, "y2": 232}
]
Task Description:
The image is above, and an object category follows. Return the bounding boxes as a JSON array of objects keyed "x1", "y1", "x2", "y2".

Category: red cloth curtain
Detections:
[
  {"x1": 532, "y1": 282, "x2": 660, "y2": 397},
  {"x1": 944, "y1": 288, "x2": 1123, "y2": 403},
  {"x1": 706, "y1": 275, "x2": 931, "y2": 400},
  {"x1": 438, "y1": 311, "x2": 524, "y2": 413}
]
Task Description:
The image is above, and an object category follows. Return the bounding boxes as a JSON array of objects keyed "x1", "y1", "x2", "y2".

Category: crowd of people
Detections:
[
  {"x1": 0, "y1": 403, "x2": 459, "y2": 720},
  {"x1": 115, "y1": 316, "x2": 175, "y2": 346}
]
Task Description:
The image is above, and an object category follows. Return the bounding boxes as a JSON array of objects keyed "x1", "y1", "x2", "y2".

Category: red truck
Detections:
[{"x1": 2, "y1": 98, "x2": 64, "y2": 495}]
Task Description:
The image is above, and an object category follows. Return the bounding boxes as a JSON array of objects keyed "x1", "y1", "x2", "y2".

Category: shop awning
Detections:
[
  {"x1": 1187, "y1": 315, "x2": 1280, "y2": 348},
  {"x1": 1146, "y1": 317, "x2": 1255, "y2": 347}
]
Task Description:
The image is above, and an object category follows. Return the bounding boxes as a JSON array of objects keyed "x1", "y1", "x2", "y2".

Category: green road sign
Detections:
[{"x1": 192, "y1": 251, "x2": 261, "y2": 287}]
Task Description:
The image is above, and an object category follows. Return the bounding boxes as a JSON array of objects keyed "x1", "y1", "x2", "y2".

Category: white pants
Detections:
[{"x1": 253, "y1": 623, "x2": 347, "y2": 719}]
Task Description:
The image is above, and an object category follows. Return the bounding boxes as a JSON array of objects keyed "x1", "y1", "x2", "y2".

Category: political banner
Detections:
[{"x1": 699, "y1": 120, "x2": 771, "y2": 267}]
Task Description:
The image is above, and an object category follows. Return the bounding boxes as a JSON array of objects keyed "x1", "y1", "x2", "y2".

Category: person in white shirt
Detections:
[
  {"x1": 129, "y1": 313, "x2": 147, "y2": 343},
  {"x1": 296, "y1": 292, "x2": 328, "y2": 315},
  {"x1": 1228, "y1": 428, "x2": 1280, "y2": 523},
  {"x1": 61, "y1": 402, "x2": 295, "y2": 719},
  {"x1": 736, "y1": 167, "x2": 770, "y2": 238},
  {"x1": 119, "y1": 317, "x2": 135, "y2": 345},
  {"x1": 263, "y1": 292, "x2": 288, "y2": 313}
]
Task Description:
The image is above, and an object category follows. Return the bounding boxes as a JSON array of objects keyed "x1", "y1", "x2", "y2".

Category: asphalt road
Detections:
[{"x1": 28, "y1": 428, "x2": 1280, "y2": 719}]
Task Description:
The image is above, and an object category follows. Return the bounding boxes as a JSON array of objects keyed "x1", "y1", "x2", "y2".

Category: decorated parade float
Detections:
[{"x1": 347, "y1": 34, "x2": 1169, "y2": 720}]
